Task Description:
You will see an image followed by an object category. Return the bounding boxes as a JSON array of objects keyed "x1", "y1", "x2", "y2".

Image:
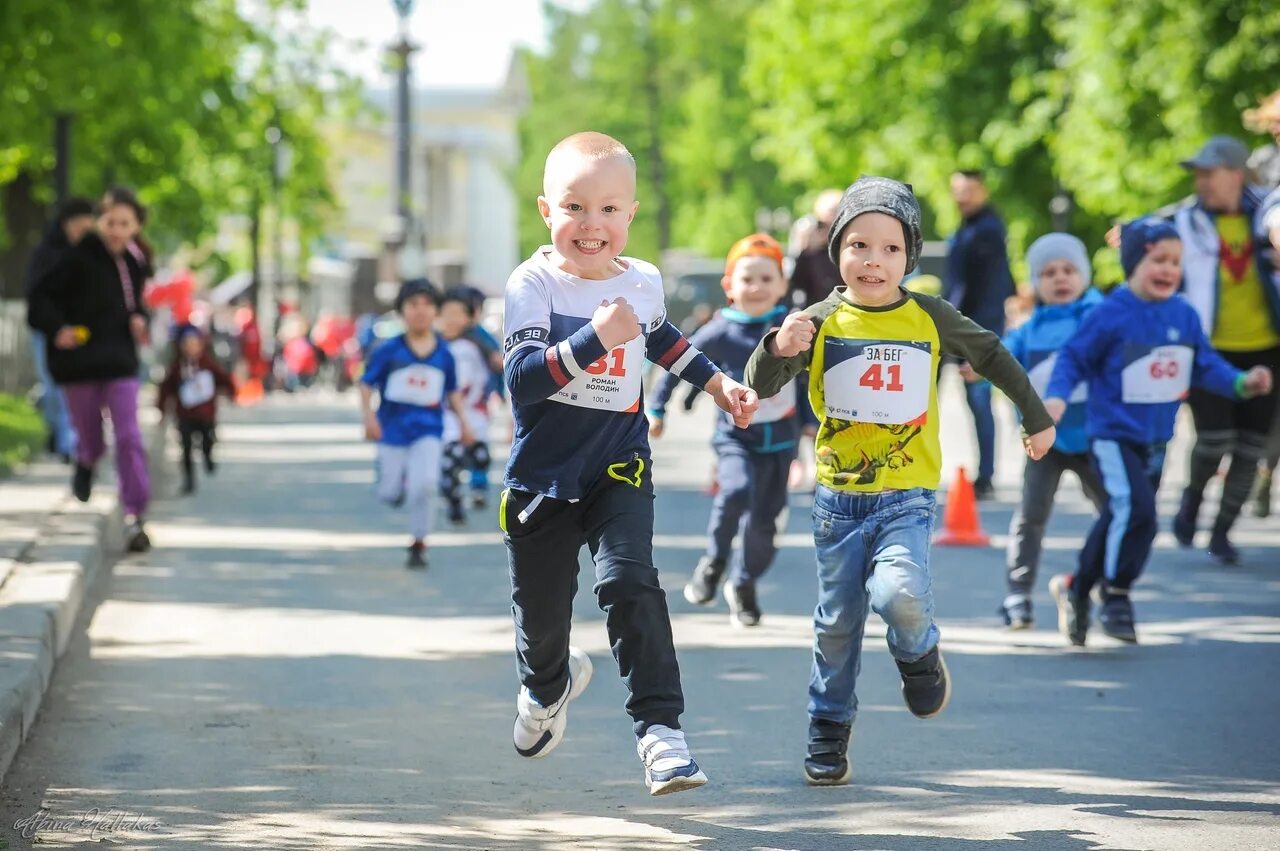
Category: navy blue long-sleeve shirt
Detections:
[{"x1": 649, "y1": 306, "x2": 799, "y2": 453}]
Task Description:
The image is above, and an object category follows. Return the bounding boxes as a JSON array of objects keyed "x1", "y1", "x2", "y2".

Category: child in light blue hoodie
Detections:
[{"x1": 999, "y1": 234, "x2": 1107, "y2": 629}]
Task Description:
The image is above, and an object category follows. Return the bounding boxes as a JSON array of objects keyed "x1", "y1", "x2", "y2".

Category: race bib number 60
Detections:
[
  {"x1": 823, "y1": 338, "x2": 932, "y2": 425},
  {"x1": 1121, "y1": 344, "x2": 1193, "y2": 403}
]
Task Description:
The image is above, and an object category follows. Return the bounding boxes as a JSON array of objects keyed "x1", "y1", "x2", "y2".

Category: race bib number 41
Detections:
[
  {"x1": 1121, "y1": 344, "x2": 1193, "y2": 403},
  {"x1": 823, "y1": 338, "x2": 932, "y2": 425}
]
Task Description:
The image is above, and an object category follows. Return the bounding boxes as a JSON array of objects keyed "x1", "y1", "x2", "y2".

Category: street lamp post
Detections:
[
  {"x1": 390, "y1": 0, "x2": 417, "y2": 242},
  {"x1": 264, "y1": 122, "x2": 284, "y2": 338}
]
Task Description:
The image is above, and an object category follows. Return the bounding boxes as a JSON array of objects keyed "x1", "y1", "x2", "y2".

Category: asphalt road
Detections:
[{"x1": 0, "y1": 387, "x2": 1276, "y2": 850}]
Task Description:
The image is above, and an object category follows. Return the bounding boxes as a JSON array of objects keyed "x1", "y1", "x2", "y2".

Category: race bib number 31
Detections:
[
  {"x1": 556, "y1": 338, "x2": 644, "y2": 412},
  {"x1": 1121, "y1": 344, "x2": 1193, "y2": 403},
  {"x1": 823, "y1": 338, "x2": 932, "y2": 424}
]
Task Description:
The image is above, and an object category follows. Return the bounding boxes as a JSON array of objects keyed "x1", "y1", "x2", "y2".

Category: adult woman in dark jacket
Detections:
[{"x1": 27, "y1": 190, "x2": 153, "y2": 551}]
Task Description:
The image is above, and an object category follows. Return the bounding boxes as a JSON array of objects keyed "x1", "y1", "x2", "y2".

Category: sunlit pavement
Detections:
[{"x1": 0, "y1": 386, "x2": 1276, "y2": 850}]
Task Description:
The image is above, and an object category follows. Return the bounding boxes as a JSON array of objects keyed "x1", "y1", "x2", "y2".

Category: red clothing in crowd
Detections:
[{"x1": 158, "y1": 354, "x2": 235, "y2": 424}]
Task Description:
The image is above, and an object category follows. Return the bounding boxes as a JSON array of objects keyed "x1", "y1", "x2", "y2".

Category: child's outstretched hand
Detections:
[
  {"x1": 647, "y1": 414, "x2": 665, "y2": 438},
  {"x1": 769, "y1": 312, "x2": 815, "y2": 358},
  {"x1": 1242, "y1": 365, "x2": 1274, "y2": 398},
  {"x1": 706, "y1": 373, "x2": 759, "y2": 428},
  {"x1": 363, "y1": 412, "x2": 382, "y2": 442},
  {"x1": 1024, "y1": 425, "x2": 1056, "y2": 461}
]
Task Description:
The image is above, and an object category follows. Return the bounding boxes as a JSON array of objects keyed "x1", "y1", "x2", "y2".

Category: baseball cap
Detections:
[{"x1": 1179, "y1": 135, "x2": 1249, "y2": 170}]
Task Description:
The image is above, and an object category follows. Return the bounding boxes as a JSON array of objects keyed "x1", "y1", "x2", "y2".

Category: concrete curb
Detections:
[{"x1": 0, "y1": 409, "x2": 166, "y2": 785}]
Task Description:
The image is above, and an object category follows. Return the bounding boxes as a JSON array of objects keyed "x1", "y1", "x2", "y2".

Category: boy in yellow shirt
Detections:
[{"x1": 747, "y1": 176, "x2": 1056, "y2": 785}]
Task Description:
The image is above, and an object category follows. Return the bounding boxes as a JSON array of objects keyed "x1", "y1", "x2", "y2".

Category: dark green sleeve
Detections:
[
  {"x1": 745, "y1": 291, "x2": 843, "y2": 398},
  {"x1": 912, "y1": 293, "x2": 1055, "y2": 436}
]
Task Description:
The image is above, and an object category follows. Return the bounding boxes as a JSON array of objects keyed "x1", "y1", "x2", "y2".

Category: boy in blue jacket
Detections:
[
  {"x1": 648, "y1": 233, "x2": 800, "y2": 627},
  {"x1": 999, "y1": 234, "x2": 1107, "y2": 629},
  {"x1": 1044, "y1": 218, "x2": 1272, "y2": 646}
]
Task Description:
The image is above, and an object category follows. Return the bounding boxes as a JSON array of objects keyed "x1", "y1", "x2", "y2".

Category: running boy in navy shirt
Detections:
[
  {"x1": 501, "y1": 131, "x2": 758, "y2": 795},
  {"x1": 1045, "y1": 218, "x2": 1272, "y2": 645},
  {"x1": 361, "y1": 279, "x2": 474, "y2": 569},
  {"x1": 648, "y1": 233, "x2": 799, "y2": 627}
]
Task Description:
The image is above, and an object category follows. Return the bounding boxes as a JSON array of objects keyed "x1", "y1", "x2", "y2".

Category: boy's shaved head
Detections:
[{"x1": 543, "y1": 131, "x2": 636, "y2": 196}]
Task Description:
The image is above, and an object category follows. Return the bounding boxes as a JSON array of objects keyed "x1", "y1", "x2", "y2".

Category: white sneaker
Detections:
[
  {"x1": 513, "y1": 646, "x2": 593, "y2": 758},
  {"x1": 637, "y1": 725, "x2": 708, "y2": 795}
]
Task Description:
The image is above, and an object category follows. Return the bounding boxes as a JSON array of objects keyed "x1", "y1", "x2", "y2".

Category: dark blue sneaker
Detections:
[
  {"x1": 1099, "y1": 594, "x2": 1138, "y2": 643},
  {"x1": 804, "y1": 719, "x2": 852, "y2": 786},
  {"x1": 896, "y1": 647, "x2": 951, "y2": 719},
  {"x1": 637, "y1": 725, "x2": 707, "y2": 795}
]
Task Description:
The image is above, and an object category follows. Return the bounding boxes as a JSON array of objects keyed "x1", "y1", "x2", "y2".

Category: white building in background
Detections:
[{"x1": 325, "y1": 54, "x2": 527, "y2": 310}]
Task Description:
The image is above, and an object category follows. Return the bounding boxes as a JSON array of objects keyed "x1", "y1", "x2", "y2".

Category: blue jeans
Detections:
[
  {"x1": 964, "y1": 379, "x2": 995, "y2": 482},
  {"x1": 29, "y1": 330, "x2": 77, "y2": 457},
  {"x1": 808, "y1": 485, "x2": 939, "y2": 725}
]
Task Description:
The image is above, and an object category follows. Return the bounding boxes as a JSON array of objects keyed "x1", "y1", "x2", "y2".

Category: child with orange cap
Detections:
[{"x1": 648, "y1": 234, "x2": 799, "y2": 627}]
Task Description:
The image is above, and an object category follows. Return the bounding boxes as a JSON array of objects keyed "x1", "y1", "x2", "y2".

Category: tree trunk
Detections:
[{"x1": 0, "y1": 172, "x2": 48, "y2": 300}]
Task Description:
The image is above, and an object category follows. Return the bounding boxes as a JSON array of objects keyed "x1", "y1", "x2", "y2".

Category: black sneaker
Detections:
[
  {"x1": 205, "y1": 456, "x2": 216, "y2": 475},
  {"x1": 72, "y1": 463, "x2": 93, "y2": 503},
  {"x1": 447, "y1": 503, "x2": 466, "y2": 526},
  {"x1": 724, "y1": 582, "x2": 761, "y2": 627},
  {"x1": 1000, "y1": 593, "x2": 1033, "y2": 630},
  {"x1": 896, "y1": 647, "x2": 951, "y2": 719},
  {"x1": 406, "y1": 541, "x2": 428, "y2": 570},
  {"x1": 470, "y1": 491, "x2": 488, "y2": 510},
  {"x1": 1208, "y1": 528, "x2": 1240, "y2": 566},
  {"x1": 126, "y1": 519, "x2": 151, "y2": 553},
  {"x1": 804, "y1": 719, "x2": 852, "y2": 786},
  {"x1": 1173, "y1": 490, "x2": 1200, "y2": 548},
  {"x1": 180, "y1": 476, "x2": 196, "y2": 496},
  {"x1": 1098, "y1": 593, "x2": 1137, "y2": 643},
  {"x1": 973, "y1": 477, "x2": 995, "y2": 501},
  {"x1": 1049, "y1": 574, "x2": 1089, "y2": 646},
  {"x1": 682, "y1": 556, "x2": 725, "y2": 606}
]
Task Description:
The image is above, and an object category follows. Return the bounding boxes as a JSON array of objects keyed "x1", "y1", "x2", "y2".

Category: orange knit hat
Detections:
[{"x1": 724, "y1": 233, "x2": 785, "y2": 276}]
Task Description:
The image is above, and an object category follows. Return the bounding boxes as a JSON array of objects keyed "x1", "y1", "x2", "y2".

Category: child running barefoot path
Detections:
[
  {"x1": 360, "y1": 279, "x2": 474, "y2": 570},
  {"x1": 500, "y1": 132, "x2": 758, "y2": 795},
  {"x1": 648, "y1": 233, "x2": 800, "y2": 628},
  {"x1": 746, "y1": 177, "x2": 1057, "y2": 786},
  {"x1": 1044, "y1": 218, "x2": 1273, "y2": 646}
]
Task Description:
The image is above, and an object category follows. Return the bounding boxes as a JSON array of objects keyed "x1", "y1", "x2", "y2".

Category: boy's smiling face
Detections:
[
  {"x1": 837, "y1": 212, "x2": 908, "y2": 307},
  {"x1": 723, "y1": 255, "x2": 786, "y2": 317},
  {"x1": 538, "y1": 152, "x2": 639, "y2": 280},
  {"x1": 1130, "y1": 238, "x2": 1182, "y2": 301}
]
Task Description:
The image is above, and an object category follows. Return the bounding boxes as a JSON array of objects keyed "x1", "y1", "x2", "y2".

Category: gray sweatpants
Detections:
[
  {"x1": 377, "y1": 435, "x2": 443, "y2": 540},
  {"x1": 1006, "y1": 448, "x2": 1106, "y2": 595}
]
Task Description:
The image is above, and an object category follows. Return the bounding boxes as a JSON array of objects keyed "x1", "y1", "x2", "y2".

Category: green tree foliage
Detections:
[
  {"x1": 522, "y1": 0, "x2": 1279, "y2": 279},
  {"x1": 0, "y1": 0, "x2": 359, "y2": 293}
]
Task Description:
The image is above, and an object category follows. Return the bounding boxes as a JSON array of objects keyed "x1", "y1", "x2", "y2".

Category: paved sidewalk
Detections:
[{"x1": 0, "y1": 392, "x2": 1274, "y2": 850}]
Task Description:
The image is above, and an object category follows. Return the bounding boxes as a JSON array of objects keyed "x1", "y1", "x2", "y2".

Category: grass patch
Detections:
[{"x1": 0, "y1": 393, "x2": 46, "y2": 476}]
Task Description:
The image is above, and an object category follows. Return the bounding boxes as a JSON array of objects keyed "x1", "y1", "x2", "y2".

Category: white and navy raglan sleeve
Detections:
[
  {"x1": 645, "y1": 319, "x2": 718, "y2": 389},
  {"x1": 503, "y1": 270, "x2": 608, "y2": 405}
]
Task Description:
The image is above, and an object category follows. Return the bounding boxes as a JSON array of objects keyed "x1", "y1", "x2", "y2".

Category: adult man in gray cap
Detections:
[{"x1": 1170, "y1": 136, "x2": 1280, "y2": 565}]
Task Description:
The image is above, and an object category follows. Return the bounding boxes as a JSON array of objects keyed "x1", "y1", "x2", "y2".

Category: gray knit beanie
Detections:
[
  {"x1": 1026, "y1": 233, "x2": 1092, "y2": 286},
  {"x1": 826, "y1": 176, "x2": 924, "y2": 273}
]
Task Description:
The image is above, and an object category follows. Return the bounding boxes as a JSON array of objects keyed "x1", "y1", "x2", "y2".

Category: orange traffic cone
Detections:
[
  {"x1": 236, "y1": 377, "x2": 264, "y2": 406},
  {"x1": 934, "y1": 466, "x2": 991, "y2": 546}
]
